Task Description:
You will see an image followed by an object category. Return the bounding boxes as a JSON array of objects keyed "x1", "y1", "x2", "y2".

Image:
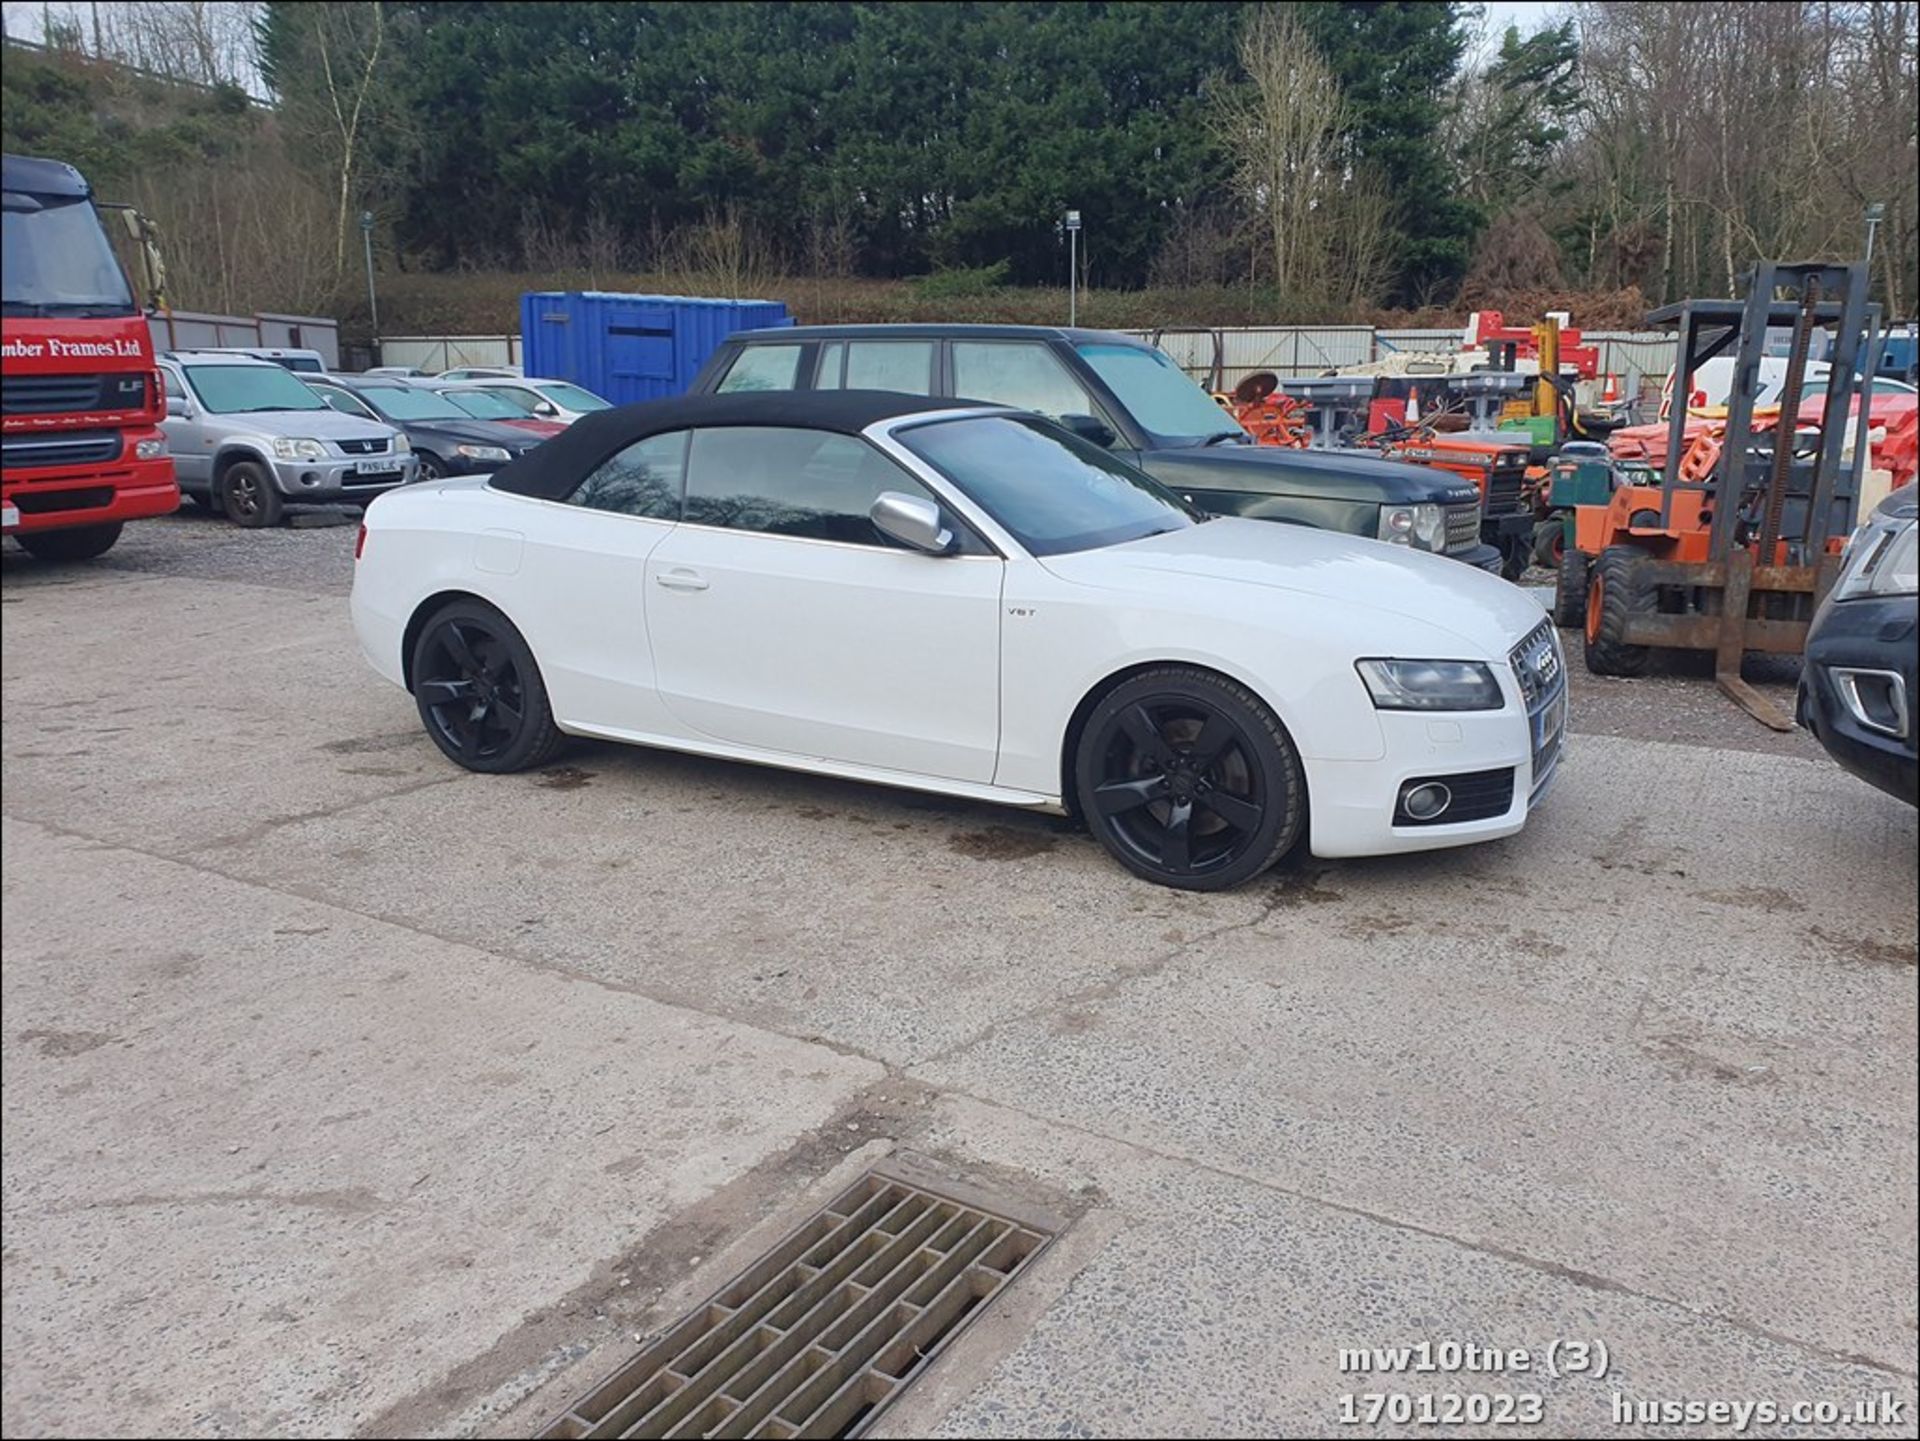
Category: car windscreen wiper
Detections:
[{"x1": 1201, "y1": 430, "x2": 1248, "y2": 446}]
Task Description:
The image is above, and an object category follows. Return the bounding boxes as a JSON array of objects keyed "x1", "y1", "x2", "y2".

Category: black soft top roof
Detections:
[{"x1": 487, "y1": 389, "x2": 989, "y2": 500}]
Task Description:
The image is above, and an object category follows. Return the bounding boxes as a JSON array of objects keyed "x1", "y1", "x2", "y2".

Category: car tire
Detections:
[
  {"x1": 1583, "y1": 545, "x2": 1654, "y2": 676},
  {"x1": 220, "y1": 461, "x2": 284, "y2": 528},
  {"x1": 1074, "y1": 665, "x2": 1304, "y2": 892},
  {"x1": 1552, "y1": 547, "x2": 1590, "y2": 630},
  {"x1": 410, "y1": 598, "x2": 565, "y2": 773},
  {"x1": 14, "y1": 521, "x2": 123, "y2": 561},
  {"x1": 416, "y1": 452, "x2": 446, "y2": 481}
]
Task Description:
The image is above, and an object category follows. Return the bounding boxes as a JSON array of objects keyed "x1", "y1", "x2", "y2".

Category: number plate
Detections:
[
  {"x1": 1, "y1": 503, "x2": 18, "y2": 531},
  {"x1": 1536, "y1": 690, "x2": 1566, "y2": 754},
  {"x1": 353, "y1": 459, "x2": 390, "y2": 476}
]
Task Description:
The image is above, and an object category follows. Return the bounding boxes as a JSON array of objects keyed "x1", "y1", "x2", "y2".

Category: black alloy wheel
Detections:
[
  {"x1": 1075, "y1": 667, "x2": 1303, "y2": 891},
  {"x1": 410, "y1": 600, "x2": 564, "y2": 772}
]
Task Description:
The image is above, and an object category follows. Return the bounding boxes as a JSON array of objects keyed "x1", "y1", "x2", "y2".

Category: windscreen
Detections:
[
  {"x1": 1, "y1": 192, "x2": 136, "y2": 315},
  {"x1": 185, "y1": 364, "x2": 329, "y2": 414}
]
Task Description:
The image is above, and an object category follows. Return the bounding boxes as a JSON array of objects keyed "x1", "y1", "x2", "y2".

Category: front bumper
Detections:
[
  {"x1": 2, "y1": 434, "x2": 178, "y2": 533},
  {"x1": 1797, "y1": 596, "x2": 1918, "y2": 807},
  {"x1": 267, "y1": 453, "x2": 418, "y2": 501},
  {"x1": 1307, "y1": 625, "x2": 1567, "y2": 857}
]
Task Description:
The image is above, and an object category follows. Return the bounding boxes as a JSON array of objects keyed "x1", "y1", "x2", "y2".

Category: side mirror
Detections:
[
  {"x1": 1059, "y1": 413, "x2": 1117, "y2": 448},
  {"x1": 870, "y1": 491, "x2": 953, "y2": 555},
  {"x1": 533, "y1": 400, "x2": 559, "y2": 417},
  {"x1": 166, "y1": 396, "x2": 189, "y2": 418}
]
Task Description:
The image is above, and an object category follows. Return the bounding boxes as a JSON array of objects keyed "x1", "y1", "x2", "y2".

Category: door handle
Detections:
[{"x1": 655, "y1": 568, "x2": 709, "y2": 592}]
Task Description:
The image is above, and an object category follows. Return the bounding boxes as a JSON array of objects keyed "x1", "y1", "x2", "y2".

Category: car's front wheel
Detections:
[
  {"x1": 220, "y1": 460, "x2": 283, "y2": 528},
  {"x1": 410, "y1": 598, "x2": 565, "y2": 772},
  {"x1": 1074, "y1": 666, "x2": 1304, "y2": 891}
]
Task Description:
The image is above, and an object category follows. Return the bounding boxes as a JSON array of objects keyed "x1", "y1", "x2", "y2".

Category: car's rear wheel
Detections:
[
  {"x1": 14, "y1": 522, "x2": 123, "y2": 561},
  {"x1": 1074, "y1": 666, "x2": 1304, "y2": 891},
  {"x1": 220, "y1": 460, "x2": 283, "y2": 528},
  {"x1": 410, "y1": 599, "x2": 565, "y2": 772}
]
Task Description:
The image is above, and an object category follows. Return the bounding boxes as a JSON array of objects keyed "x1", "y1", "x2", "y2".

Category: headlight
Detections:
[
  {"x1": 454, "y1": 443, "x2": 512, "y2": 464},
  {"x1": 1356, "y1": 658, "x2": 1504, "y2": 711},
  {"x1": 271, "y1": 437, "x2": 328, "y2": 461},
  {"x1": 391, "y1": 432, "x2": 412, "y2": 454},
  {"x1": 134, "y1": 436, "x2": 169, "y2": 459},
  {"x1": 1834, "y1": 522, "x2": 1917, "y2": 600},
  {"x1": 1378, "y1": 502, "x2": 1448, "y2": 552}
]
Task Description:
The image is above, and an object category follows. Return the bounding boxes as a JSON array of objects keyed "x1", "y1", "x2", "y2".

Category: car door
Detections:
[
  {"x1": 644, "y1": 424, "x2": 1004, "y2": 783},
  {"x1": 157, "y1": 360, "x2": 213, "y2": 489}
]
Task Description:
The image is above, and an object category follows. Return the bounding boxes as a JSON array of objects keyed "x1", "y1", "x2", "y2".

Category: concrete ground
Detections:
[{"x1": 3, "y1": 513, "x2": 1916, "y2": 1440}]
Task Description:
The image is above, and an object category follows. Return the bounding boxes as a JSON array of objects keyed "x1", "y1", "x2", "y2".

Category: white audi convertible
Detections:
[{"x1": 350, "y1": 391, "x2": 1565, "y2": 890}]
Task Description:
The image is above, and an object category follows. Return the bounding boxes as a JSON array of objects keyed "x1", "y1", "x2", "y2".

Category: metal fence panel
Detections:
[{"x1": 376, "y1": 335, "x2": 521, "y2": 372}]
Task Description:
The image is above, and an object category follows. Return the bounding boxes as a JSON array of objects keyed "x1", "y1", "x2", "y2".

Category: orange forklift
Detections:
[{"x1": 1553, "y1": 260, "x2": 1878, "y2": 729}]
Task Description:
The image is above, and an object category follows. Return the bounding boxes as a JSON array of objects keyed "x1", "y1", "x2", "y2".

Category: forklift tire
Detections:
[
  {"x1": 1583, "y1": 546, "x2": 1654, "y2": 677},
  {"x1": 1553, "y1": 548, "x2": 1590, "y2": 630}
]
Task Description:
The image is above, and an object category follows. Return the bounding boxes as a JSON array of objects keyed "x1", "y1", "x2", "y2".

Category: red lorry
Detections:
[{"x1": 2, "y1": 152, "x2": 177, "y2": 560}]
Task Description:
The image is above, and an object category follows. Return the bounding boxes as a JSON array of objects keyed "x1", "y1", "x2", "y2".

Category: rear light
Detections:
[{"x1": 354, "y1": 523, "x2": 368, "y2": 560}]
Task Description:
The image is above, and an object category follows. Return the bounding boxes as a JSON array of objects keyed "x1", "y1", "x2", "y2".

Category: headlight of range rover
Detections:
[
  {"x1": 1378, "y1": 502, "x2": 1448, "y2": 553},
  {"x1": 271, "y1": 437, "x2": 328, "y2": 461},
  {"x1": 1355, "y1": 658, "x2": 1504, "y2": 711}
]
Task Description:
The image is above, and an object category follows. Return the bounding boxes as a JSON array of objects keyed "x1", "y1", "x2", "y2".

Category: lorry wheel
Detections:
[
  {"x1": 1583, "y1": 546, "x2": 1654, "y2": 677},
  {"x1": 14, "y1": 522, "x2": 124, "y2": 561},
  {"x1": 1552, "y1": 549, "x2": 1590, "y2": 630},
  {"x1": 220, "y1": 461, "x2": 284, "y2": 528}
]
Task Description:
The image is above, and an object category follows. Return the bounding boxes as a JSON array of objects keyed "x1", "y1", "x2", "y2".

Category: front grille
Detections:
[
  {"x1": 541, "y1": 1165, "x2": 1057, "y2": 1440},
  {"x1": 2, "y1": 372, "x2": 147, "y2": 416},
  {"x1": 1444, "y1": 501, "x2": 1482, "y2": 553},
  {"x1": 335, "y1": 436, "x2": 389, "y2": 455},
  {"x1": 1510, "y1": 618, "x2": 1568, "y2": 795},
  {"x1": 1395, "y1": 767, "x2": 1516, "y2": 825},
  {"x1": 0, "y1": 431, "x2": 123, "y2": 470},
  {"x1": 1485, "y1": 462, "x2": 1527, "y2": 516}
]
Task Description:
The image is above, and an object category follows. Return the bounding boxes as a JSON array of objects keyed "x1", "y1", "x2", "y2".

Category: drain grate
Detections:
[{"x1": 540, "y1": 1163, "x2": 1059, "y2": 1440}]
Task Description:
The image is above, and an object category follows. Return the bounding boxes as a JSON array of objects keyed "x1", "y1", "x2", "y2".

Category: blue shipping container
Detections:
[{"x1": 519, "y1": 291, "x2": 792, "y2": 404}]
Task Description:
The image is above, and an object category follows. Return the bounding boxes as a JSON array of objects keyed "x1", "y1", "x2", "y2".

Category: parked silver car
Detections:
[{"x1": 158, "y1": 351, "x2": 417, "y2": 526}]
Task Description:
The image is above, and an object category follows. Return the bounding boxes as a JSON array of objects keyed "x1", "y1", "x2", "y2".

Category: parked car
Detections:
[
  {"x1": 351, "y1": 390, "x2": 1565, "y2": 890},
  {"x1": 1798, "y1": 485, "x2": 1918, "y2": 806},
  {"x1": 436, "y1": 376, "x2": 612, "y2": 425},
  {"x1": 158, "y1": 351, "x2": 416, "y2": 526},
  {"x1": 437, "y1": 365, "x2": 522, "y2": 381},
  {"x1": 415, "y1": 380, "x2": 567, "y2": 439},
  {"x1": 304, "y1": 373, "x2": 548, "y2": 477},
  {"x1": 690, "y1": 325, "x2": 1502, "y2": 572},
  {"x1": 201, "y1": 345, "x2": 328, "y2": 374}
]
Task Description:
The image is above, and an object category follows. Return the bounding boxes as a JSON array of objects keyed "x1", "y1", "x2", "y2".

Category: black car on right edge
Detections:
[
  {"x1": 1798, "y1": 485, "x2": 1918, "y2": 805},
  {"x1": 689, "y1": 325, "x2": 1502, "y2": 572}
]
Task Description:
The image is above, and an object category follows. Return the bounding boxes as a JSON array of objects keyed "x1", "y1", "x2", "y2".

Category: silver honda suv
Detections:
[{"x1": 158, "y1": 351, "x2": 418, "y2": 527}]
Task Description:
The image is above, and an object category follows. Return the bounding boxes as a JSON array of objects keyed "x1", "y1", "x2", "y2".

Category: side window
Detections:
[
  {"x1": 684, "y1": 426, "x2": 975, "y2": 549},
  {"x1": 568, "y1": 431, "x2": 688, "y2": 520},
  {"x1": 716, "y1": 344, "x2": 804, "y2": 393},
  {"x1": 159, "y1": 364, "x2": 187, "y2": 408},
  {"x1": 951, "y1": 342, "x2": 1095, "y2": 420},
  {"x1": 815, "y1": 342, "x2": 845, "y2": 387},
  {"x1": 487, "y1": 387, "x2": 541, "y2": 414},
  {"x1": 840, "y1": 341, "x2": 935, "y2": 395},
  {"x1": 318, "y1": 389, "x2": 375, "y2": 419}
]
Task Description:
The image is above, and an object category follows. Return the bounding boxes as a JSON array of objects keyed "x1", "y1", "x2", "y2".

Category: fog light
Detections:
[
  {"x1": 1402, "y1": 782, "x2": 1452, "y2": 821},
  {"x1": 301, "y1": 471, "x2": 320, "y2": 486}
]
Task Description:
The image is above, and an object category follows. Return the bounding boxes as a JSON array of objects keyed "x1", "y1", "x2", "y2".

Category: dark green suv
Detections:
[{"x1": 690, "y1": 324, "x2": 1501, "y2": 572}]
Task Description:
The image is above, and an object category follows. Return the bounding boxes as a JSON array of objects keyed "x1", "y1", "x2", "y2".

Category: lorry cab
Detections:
[
  {"x1": 690, "y1": 324, "x2": 1500, "y2": 571},
  {"x1": 2, "y1": 152, "x2": 179, "y2": 559}
]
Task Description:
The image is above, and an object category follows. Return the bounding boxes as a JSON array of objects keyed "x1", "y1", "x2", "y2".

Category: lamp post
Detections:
[
  {"x1": 1864, "y1": 201, "x2": 1885, "y2": 275},
  {"x1": 360, "y1": 210, "x2": 380, "y2": 362},
  {"x1": 1065, "y1": 209, "x2": 1081, "y2": 327}
]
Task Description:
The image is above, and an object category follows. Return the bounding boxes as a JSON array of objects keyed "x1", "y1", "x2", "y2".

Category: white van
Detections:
[{"x1": 207, "y1": 346, "x2": 328, "y2": 375}]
